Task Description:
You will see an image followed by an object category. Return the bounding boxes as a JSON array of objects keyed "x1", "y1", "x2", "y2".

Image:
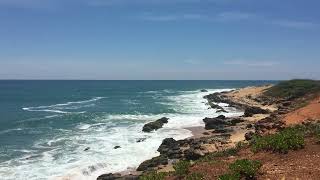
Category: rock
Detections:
[
  {"x1": 114, "y1": 146, "x2": 121, "y2": 149},
  {"x1": 203, "y1": 115, "x2": 227, "y2": 130},
  {"x1": 137, "y1": 155, "x2": 168, "y2": 171},
  {"x1": 142, "y1": 117, "x2": 169, "y2": 132},
  {"x1": 244, "y1": 106, "x2": 269, "y2": 117},
  {"x1": 84, "y1": 147, "x2": 90, "y2": 151},
  {"x1": 216, "y1": 109, "x2": 228, "y2": 113},
  {"x1": 184, "y1": 148, "x2": 204, "y2": 160},
  {"x1": 97, "y1": 173, "x2": 122, "y2": 180},
  {"x1": 157, "y1": 138, "x2": 182, "y2": 159},
  {"x1": 136, "y1": 138, "x2": 146, "y2": 143},
  {"x1": 246, "y1": 124, "x2": 253, "y2": 129},
  {"x1": 229, "y1": 118, "x2": 244, "y2": 126},
  {"x1": 200, "y1": 89, "x2": 208, "y2": 92},
  {"x1": 203, "y1": 132, "x2": 210, "y2": 135},
  {"x1": 245, "y1": 131, "x2": 255, "y2": 141}
]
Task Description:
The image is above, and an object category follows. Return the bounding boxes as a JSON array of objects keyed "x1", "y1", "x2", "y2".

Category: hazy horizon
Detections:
[{"x1": 1, "y1": 0, "x2": 320, "y2": 80}]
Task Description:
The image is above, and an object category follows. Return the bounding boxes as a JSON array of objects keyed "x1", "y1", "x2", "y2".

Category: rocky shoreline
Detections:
[{"x1": 97, "y1": 85, "x2": 292, "y2": 180}]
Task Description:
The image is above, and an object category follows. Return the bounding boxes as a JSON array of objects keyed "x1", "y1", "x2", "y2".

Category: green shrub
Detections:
[
  {"x1": 264, "y1": 79, "x2": 320, "y2": 99},
  {"x1": 173, "y1": 160, "x2": 191, "y2": 177},
  {"x1": 229, "y1": 159, "x2": 262, "y2": 179},
  {"x1": 139, "y1": 171, "x2": 169, "y2": 180},
  {"x1": 186, "y1": 172, "x2": 205, "y2": 180},
  {"x1": 197, "y1": 148, "x2": 238, "y2": 163},
  {"x1": 218, "y1": 173, "x2": 241, "y2": 180},
  {"x1": 251, "y1": 127, "x2": 304, "y2": 153}
]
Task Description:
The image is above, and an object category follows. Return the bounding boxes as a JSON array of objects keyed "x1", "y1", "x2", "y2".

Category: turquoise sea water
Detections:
[{"x1": 0, "y1": 80, "x2": 275, "y2": 180}]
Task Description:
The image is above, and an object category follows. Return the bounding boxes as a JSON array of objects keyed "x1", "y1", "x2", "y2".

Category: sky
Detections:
[{"x1": 0, "y1": 0, "x2": 320, "y2": 80}]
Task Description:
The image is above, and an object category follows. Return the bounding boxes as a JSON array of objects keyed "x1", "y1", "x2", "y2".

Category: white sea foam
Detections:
[
  {"x1": 0, "y1": 89, "x2": 243, "y2": 180},
  {"x1": 22, "y1": 97, "x2": 105, "y2": 114}
]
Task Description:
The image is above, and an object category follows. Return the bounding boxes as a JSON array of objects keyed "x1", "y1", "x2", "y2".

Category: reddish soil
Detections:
[
  {"x1": 181, "y1": 138, "x2": 320, "y2": 180},
  {"x1": 284, "y1": 96, "x2": 320, "y2": 125}
]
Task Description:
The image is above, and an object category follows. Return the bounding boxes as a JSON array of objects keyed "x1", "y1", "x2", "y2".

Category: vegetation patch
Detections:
[
  {"x1": 251, "y1": 127, "x2": 305, "y2": 153},
  {"x1": 139, "y1": 171, "x2": 170, "y2": 180},
  {"x1": 264, "y1": 79, "x2": 320, "y2": 99},
  {"x1": 173, "y1": 160, "x2": 191, "y2": 177},
  {"x1": 218, "y1": 159, "x2": 261, "y2": 180}
]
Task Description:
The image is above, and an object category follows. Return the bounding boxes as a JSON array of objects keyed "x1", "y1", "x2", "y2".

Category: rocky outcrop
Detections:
[
  {"x1": 142, "y1": 117, "x2": 169, "y2": 132},
  {"x1": 200, "y1": 89, "x2": 208, "y2": 92},
  {"x1": 136, "y1": 155, "x2": 168, "y2": 171},
  {"x1": 157, "y1": 138, "x2": 183, "y2": 159},
  {"x1": 204, "y1": 92, "x2": 247, "y2": 110},
  {"x1": 97, "y1": 173, "x2": 138, "y2": 180},
  {"x1": 254, "y1": 114, "x2": 285, "y2": 135},
  {"x1": 203, "y1": 116, "x2": 228, "y2": 130},
  {"x1": 203, "y1": 115, "x2": 244, "y2": 130},
  {"x1": 245, "y1": 131, "x2": 255, "y2": 141},
  {"x1": 244, "y1": 106, "x2": 269, "y2": 117}
]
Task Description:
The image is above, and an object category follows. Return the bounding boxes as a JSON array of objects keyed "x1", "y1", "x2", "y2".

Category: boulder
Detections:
[
  {"x1": 184, "y1": 148, "x2": 204, "y2": 160},
  {"x1": 200, "y1": 89, "x2": 208, "y2": 92},
  {"x1": 136, "y1": 155, "x2": 168, "y2": 171},
  {"x1": 142, "y1": 117, "x2": 169, "y2": 132},
  {"x1": 97, "y1": 174, "x2": 139, "y2": 180},
  {"x1": 157, "y1": 138, "x2": 182, "y2": 159},
  {"x1": 203, "y1": 115, "x2": 227, "y2": 130},
  {"x1": 136, "y1": 138, "x2": 146, "y2": 143},
  {"x1": 114, "y1": 146, "x2": 121, "y2": 149},
  {"x1": 97, "y1": 173, "x2": 122, "y2": 180},
  {"x1": 244, "y1": 106, "x2": 269, "y2": 117},
  {"x1": 84, "y1": 147, "x2": 90, "y2": 151},
  {"x1": 245, "y1": 131, "x2": 255, "y2": 141}
]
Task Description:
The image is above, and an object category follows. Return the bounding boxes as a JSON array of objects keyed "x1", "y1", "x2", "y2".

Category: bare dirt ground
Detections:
[
  {"x1": 187, "y1": 138, "x2": 320, "y2": 180},
  {"x1": 284, "y1": 96, "x2": 320, "y2": 125}
]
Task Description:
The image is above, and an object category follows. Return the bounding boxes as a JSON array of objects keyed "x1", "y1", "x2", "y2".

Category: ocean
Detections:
[{"x1": 0, "y1": 80, "x2": 275, "y2": 180}]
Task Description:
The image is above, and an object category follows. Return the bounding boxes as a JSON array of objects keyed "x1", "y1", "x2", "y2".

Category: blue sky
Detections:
[{"x1": 0, "y1": 0, "x2": 320, "y2": 80}]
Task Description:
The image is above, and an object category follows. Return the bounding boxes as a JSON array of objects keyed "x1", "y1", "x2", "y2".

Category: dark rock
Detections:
[
  {"x1": 246, "y1": 124, "x2": 253, "y2": 129},
  {"x1": 97, "y1": 173, "x2": 122, "y2": 180},
  {"x1": 244, "y1": 106, "x2": 269, "y2": 117},
  {"x1": 200, "y1": 89, "x2": 208, "y2": 92},
  {"x1": 212, "y1": 128, "x2": 230, "y2": 134},
  {"x1": 157, "y1": 138, "x2": 182, "y2": 159},
  {"x1": 121, "y1": 175, "x2": 139, "y2": 180},
  {"x1": 137, "y1": 155, "x2": 168, "y2": 171},
  {"x1": 216, "y1": 109, "x2": 228, "y2": 113},
  {"x1": 142, "y1": 117, "x2": 169, "y2": 132},
  {"x1": 245, "y1": 131, "x2": 255, "y2": 141},
  {"x1": 203, "y1": 132, "x2": 210, "y2": 135},
  {"x1": 203, "y1": 115, "x2": 227, "y2": 130},
  {"x1": 114, "y1": 146, "x2": 121, "y2": 149},
  {"x1": 229, "y1": 118, "x2": 244, "y2": 126},
  {"x1": 136, "y1": 138, "x2": 146, "y2": 143},
  {"x1": 84, "y1": 147, "x2": 90, "y2": 151},
  {"x1": 184, "y1": 148, "x2": 203, "y2": 161}
]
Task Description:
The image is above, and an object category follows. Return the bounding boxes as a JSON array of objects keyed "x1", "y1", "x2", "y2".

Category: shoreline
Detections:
[{"x1": 97, "y1": 85, "x2": 276, "y2": 180}]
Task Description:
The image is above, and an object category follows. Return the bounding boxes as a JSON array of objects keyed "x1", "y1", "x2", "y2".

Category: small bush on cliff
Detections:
[
  {"x1": 218, "y1": 173, "x2": 241, "y2": 180},
  {"x1": 251, "y1": 127, "x2": 304, "y2": 153},
  {"x1": 139, "y1": 171, "x2": 169, "y2": 180},
  {"x1": 264, "y1": 79, "x2": 320, "y2": 99},
  {"x1": 186, "y1": 172, "x2": 205, "y2": 180},
  {"x1": 218, "y1": 159, "x2": 261, "y2": 180},
  {"x1": 229, "y1": 159, "x2": 262, "y2": 179},
  {"x1": 173, "y1": 160, "x2": 191, "y2": 177}
]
